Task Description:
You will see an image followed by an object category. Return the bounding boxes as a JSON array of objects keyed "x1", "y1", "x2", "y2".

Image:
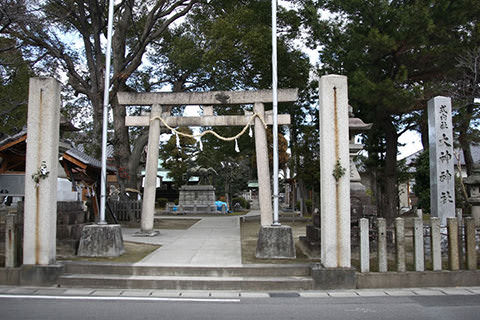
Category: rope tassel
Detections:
[
  {"x1": 249, "y1": 125, "x2": 253, "y2": 137},
  {"x1": 198, "y1": 138, "x2": 203, "y2": 151},
  {"x1": 235, "y1": 138, "x2": 240, "y2": 152},
  {"x1": 175, "y1": 131, "x2": 181, "y2": 148}
]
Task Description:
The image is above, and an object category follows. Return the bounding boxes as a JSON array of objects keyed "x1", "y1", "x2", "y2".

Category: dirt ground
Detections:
[{"x1": 57, "y1": 241, "x2": 160, "y2": 263}]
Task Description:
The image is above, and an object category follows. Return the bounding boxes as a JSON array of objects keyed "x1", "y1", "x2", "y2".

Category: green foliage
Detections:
[
  {"x1": 159, "y1": 127, "x2": 197, "y2": 189},
  {"x1": 299, "y1": 0, "x2": 480, "y2": 221},
  {"x1": 413, "y1": 151, "x2": 430, "y2": 213},
  {"x1": 232, "y1": 197, "x2": 250, "y2": 209},
  {"x1": 0, "y1": 37, "x2": 32, "y2": 136},
  {"x1": 156, "y1": 197, "x2": 168, "y2": 209}
]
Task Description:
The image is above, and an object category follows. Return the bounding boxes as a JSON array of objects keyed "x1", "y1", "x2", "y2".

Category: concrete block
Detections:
[
  {"x1": 19, "y1": 264, "x2": 64, "y2": 286},
  {"x1": 311, "y1": 264, "x2": 356, "y2": 290},
  {"x1": 0, "y1": 268, "x2": 20, "y2": 285},
  {"x1": 255, "y1": 225, "x2": 295, "y2": 259},
  {"x1": 77, "y1": 224, "x2": 125, "y2": 257}
]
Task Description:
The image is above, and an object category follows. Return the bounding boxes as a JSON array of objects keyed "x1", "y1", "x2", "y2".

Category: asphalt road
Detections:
[{"x1": 1, "y1": 295, "x2": 479, "y2": 320}]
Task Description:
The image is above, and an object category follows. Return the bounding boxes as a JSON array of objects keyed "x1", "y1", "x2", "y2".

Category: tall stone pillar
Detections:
[
  {"x1": 254, "y1": 102, "x2": 295, "y2": 259},
  {"x1": 23, "y1": 77, "x2": 60, "y2": 265},
  {"x1": 428, "y1": 96, "x2": 455, "y2": 226},
  {"x1": 319, "y1": 75, "x2": 351, "y2": 268},
  {"x1": 253, "y1": 102, "x2": 273, "y2": 227},
  {"x1": 139, "y1": 104, "x2": 162, "y2": 235}
]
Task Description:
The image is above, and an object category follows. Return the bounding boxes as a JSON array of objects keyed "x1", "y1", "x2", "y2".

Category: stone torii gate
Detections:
[{"x1": 117, "y1": 89, "x2": 297, "y2": 257}]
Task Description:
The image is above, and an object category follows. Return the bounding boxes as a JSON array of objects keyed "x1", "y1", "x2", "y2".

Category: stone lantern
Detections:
[
  {"x1": 464, "y1": 164, "x2": 480, "y2": 226},
  {"x1": 347, "y1": 106, "x2": 373, "y2": 224}
]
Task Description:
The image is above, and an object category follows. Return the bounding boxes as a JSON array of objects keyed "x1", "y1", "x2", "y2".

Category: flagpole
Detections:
[
  {"x1": 99, "y1": 0, "x2": 115, "y2": 225},
  {"x1": 272, "y1": 0, "x2": 280, "y2": 226}
]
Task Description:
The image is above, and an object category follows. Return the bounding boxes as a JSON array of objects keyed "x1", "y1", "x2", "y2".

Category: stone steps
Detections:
[{"x1": 58, "y1": 262, "x2": 314, "y2": 291}]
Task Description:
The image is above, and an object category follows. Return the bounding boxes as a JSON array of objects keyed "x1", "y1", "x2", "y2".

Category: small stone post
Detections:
[
  {"x1": 395, "y1": 218, "x2": 406, "y2": 272},
  {"x1": 139, "y1": 104, "x2": 162, "y2": 236},
  {"x1": 319, "y1": 75, "x2": 351, "y2": 268},
  {"x1": 464, "y1": 217, "x2": 477, "y2": 270},
  {"x1": 428, "y1": 96, "x2": 455, "y2": 226},
  {"x1": 377, "y1": 218, "x2": 387, "y2": 272},
  {"x1": 23, "y1": 77, "x2": 60, "y2": 265},
  {"x1": 447, "y1": 217, "x2": 459, "y2": 271},
  {"x1": 430, "y1": 217, "x2": 442, "y2": 271},
  {"x1": 413, "y1": 218, "x2": 425, "y2": 272},
  {"x1": 5, "y1": 213, "x2": 18, "y2": 268},
  {"x1": 359, "y1": 218, "x2": 370, "y2": 273}
]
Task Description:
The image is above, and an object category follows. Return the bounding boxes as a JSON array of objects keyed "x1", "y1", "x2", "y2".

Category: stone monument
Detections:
[
  {"x1": 178, "y1": 185, "x2": 217, "y2": 214},
  {"x1": 428, "y1": 96, "x2": 455, "y2": 225}
]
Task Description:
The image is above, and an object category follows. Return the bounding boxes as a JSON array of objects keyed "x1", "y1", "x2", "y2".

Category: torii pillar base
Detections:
[
  {"x1": 77, "y1": 224, "x2": 125, "y2": 257},
  {"x1": 255, "y1": 225, "x2": 296, "y2": 259}
]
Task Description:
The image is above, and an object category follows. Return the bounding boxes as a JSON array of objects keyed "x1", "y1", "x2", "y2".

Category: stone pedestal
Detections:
[
  {"x1": 77, "y1": 224, "x2": 125, "y2": 257},
  {"x1": 178, "y1": 185, "x2": 216, "y2": 214},
  {"x1": 255, "y1": 225, "x2": 296, "y2": 259}
]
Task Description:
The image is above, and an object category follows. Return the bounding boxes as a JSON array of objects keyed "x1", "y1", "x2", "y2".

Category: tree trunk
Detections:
[
  {"x1": 127, "y1": 131, "x2": 149, "y2": 191},
  {"x1": 381, "y1": 120, "x2": 399, "y2": 225}
]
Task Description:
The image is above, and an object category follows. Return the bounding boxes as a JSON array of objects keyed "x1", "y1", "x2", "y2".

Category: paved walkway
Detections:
[
  {"x1": 1, "y1": 285, "x2": 479, "y2": 299},
  {"x1": 123, "y1": 214, "x2": 245, "y2": 266}
]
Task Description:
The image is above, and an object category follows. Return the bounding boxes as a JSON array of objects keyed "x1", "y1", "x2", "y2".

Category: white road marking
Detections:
[{"x1": 0, "y1": 294, "x2": 240, "y2": 303}]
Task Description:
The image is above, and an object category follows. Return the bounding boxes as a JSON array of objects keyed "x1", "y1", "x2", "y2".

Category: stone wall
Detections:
[{"x1": 0, "y1": 201, "x2": 87, "y2": 266}]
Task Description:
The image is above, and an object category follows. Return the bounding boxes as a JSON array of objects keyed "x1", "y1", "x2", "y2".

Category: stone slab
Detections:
[
  {"x1": 118, "y1": 88, "x2": 298, "y2": 105},
  {"x1": 77, "y1": 224, "x2": 125, "y2": 257},
  {"x1": 255, "y1": 225, "x2": 296, "y2": 259},
  {"x1": 299, "y1": 291, "x2": 329, "y2": 298},
  {"x1": 62, "y1": 288, "x2": 95, "y2": 296},
  {"x1": 91, "y1": 289, "x2": 124, "y2": 296}
]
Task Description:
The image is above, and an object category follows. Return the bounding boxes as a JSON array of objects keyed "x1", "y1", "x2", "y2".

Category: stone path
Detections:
[{"x1": 124, "y1": 215, "x2": 243, "y2": 266}]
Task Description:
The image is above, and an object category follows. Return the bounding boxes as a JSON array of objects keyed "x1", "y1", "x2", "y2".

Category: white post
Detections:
[
  {"x1": 99, "y1": 0, "x2": 115, "y2": 224},
  {"x1": 430, "y1": 217, "x2": 442, "y2": 271},
  {"x1": 23, "y1": 78, "x2": 61, "y2": 265},
  {"x1": 140, "y1": 104, "x2": 162, "y2": 234},
  {"x1": 359, "y1": 218, "x2": 370, "y2": 273},
  {"x1": 377, "y1": 218, "x2": 387, "y2": 272},
  {"x1": 271, "y1": 0, "x2": 280, "y2": 225},
  {"x1": 319, "y1": 75, "x2": 351, "y2": 268},
  {"x1": 413, "y1": 217, "x2": 425, "y2": 271}
]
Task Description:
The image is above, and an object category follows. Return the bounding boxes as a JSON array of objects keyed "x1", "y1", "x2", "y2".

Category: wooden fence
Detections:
[
  {"x1": 108, "y1": 200, "x2": 142, "y2": 222},
  {"x1": 358, "y1": 217, "x2": 479, "y2": 272}
]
